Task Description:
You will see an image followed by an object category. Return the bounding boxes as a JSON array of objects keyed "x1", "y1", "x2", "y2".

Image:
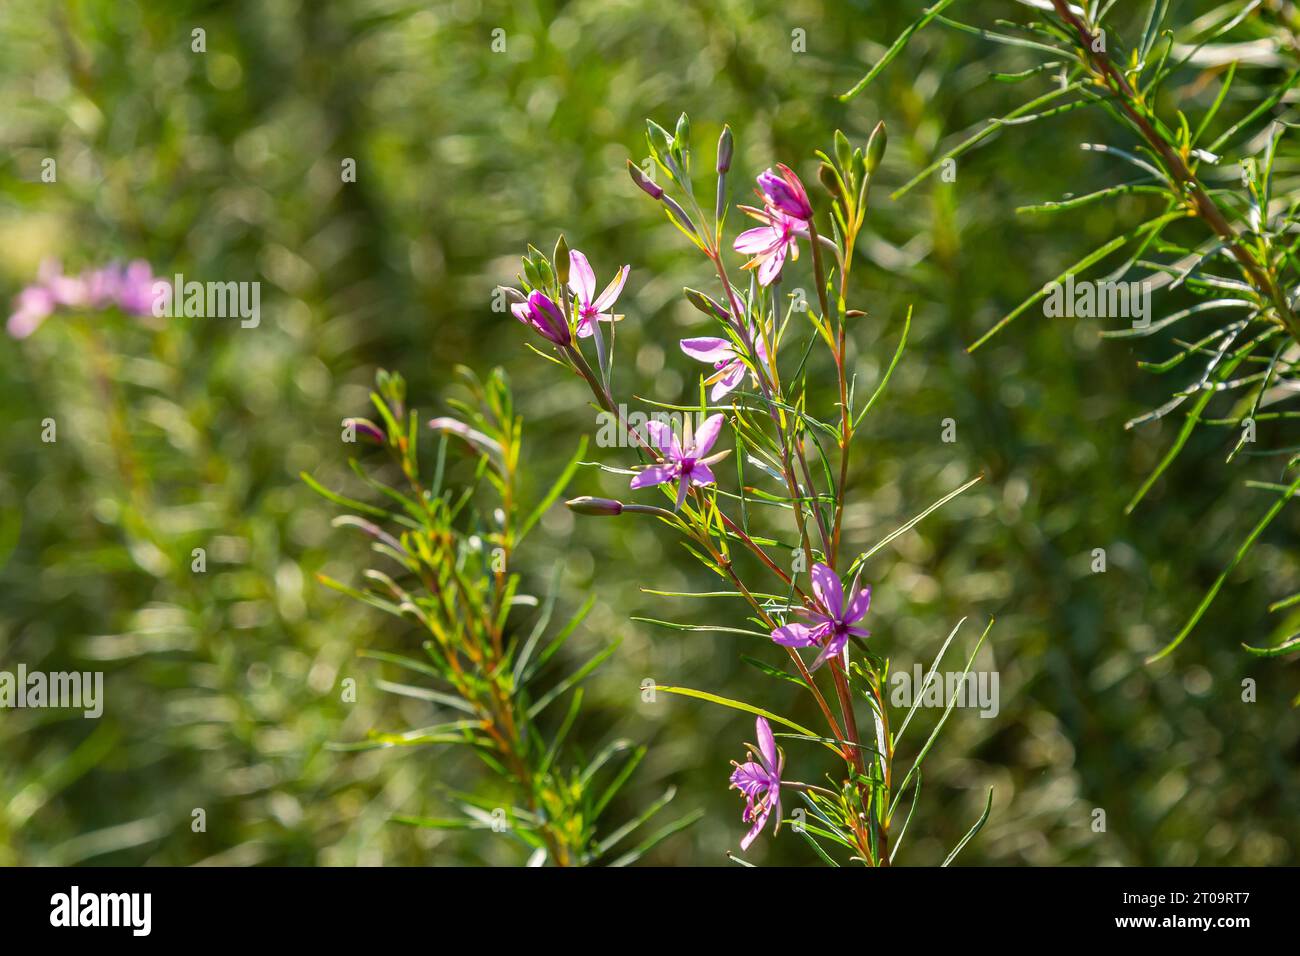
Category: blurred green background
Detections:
[{"x1": 1, "y1": 0, "x2": 1297, "y2": 866}]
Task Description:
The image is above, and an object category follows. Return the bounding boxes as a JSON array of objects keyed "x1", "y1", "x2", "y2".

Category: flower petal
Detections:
[
  {"x1": 756, "y1": 247, "x2": 786, "y2": 286},
  {"x1": 630, "y1": 464, "x2": 675, "y2": 489},
  {"x1": 755, "y1": 717, "x2": 779, "y2": 776},
  {"x1": 680, "y1": 336, "x2": 735, "y2": 364},
  {"x1": 739, "y1": 811, "x2": 768, "y2": 851},
  {"x1": 689, "y1": 463, "x2": 716, "y2": 486},
  {"x1": 690, "y1": 413, "x2": 725, "y2": 456},
  {"x1": 643, "y1": 419, "x2": 681, "y2": 457},
  {"x1": 809, "y1": 631, "x2": 848, "y2": 671},
  {"x1": 771, "y1": 622, "x2": 816, "y2": 647},
  {"x1": 592, "y1": 265, "x2": 629, "y2": 312},
  {"x1": 730, "y1": 760, "x2": 768, "y2": 799},
  {"x1": 734, "y1": 226, "x2": 779, "y2": 255},
  {"x1": 845, "y1": 585, "x2": 871, "y2": 625},
  {"x1": 568, "y1": 249, "x2": 596, "y2": 305},
  {"x1": 810, "y1": 563, "x2": 844, "y2": 619},
  {"x1": 710, "y1": 361, "x2": 746, "y2": 401}
]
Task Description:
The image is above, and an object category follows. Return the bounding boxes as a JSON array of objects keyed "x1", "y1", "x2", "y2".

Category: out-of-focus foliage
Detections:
[{"x1": 0, "y1": 0, "x2": 1295, "y2": 866}]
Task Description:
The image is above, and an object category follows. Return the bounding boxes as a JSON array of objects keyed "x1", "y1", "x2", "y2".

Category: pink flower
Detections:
[
  {"x1": 568, "y1": 250, "x2": 629, "y2": 339},
  {"x1": 729, "y1": 717, "x2": 783, "y2": 851},
  {"x1": 680, "y1": 332, "x2": 767, "y2": 401},
  {"x1": 771, "y1": 563, "x2": 871, "y2": 670},
  {"x1": 734, "y1": 204, "x2": 807, "y2": 286},
  {"x1": 630, "y1": 412, "x2": 728, "y2": 510},
  {"x1": 757, "y1": 164, "x2": 813, "y2": 221}
]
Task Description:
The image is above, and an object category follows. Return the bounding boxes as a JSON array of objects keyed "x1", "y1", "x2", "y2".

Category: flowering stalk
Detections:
[
  {"x1": 507, "y1": 115, "x2": 991, "y2": 864},
  {"x1": 307, "y1": 369, "x2": 696, "y2": 865}
]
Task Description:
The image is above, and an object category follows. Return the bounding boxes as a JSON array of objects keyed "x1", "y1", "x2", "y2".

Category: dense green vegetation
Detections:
[{"x1": 1, "y1": 0, "x2": 1296, "y2": 865}]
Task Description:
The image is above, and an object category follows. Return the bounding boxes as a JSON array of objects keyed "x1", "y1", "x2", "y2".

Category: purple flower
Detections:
[
  {"x1": 729, "y1": 716, "x2": 783, "y2": 851},
  {"x1": 511, "y1": 290, "x2": 571, "y2": 346},
  {"x1": 757, "y1": 164, "x2": 813, "y2": 221},
  {"x1": 630, "y1": 412, "x2": 728, "y2": 510},
  {"x1": 771, "y1": 562, "x2": 871, "y2": 670},
  {"x1": 734, "y1": 204, "x2": 808, "y2": 286},
  {"x1": 680, "y1": 331, "x2": 767, "y2": 401},
  {"x1": 568, "y1": 250, "x2": 629, "y2": 339}
]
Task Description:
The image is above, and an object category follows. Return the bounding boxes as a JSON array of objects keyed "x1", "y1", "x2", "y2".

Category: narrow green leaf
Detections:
[
  {"x1": 653, "y1": 685, "x2": 818, "y2": 737},
  {"x1": 940, "y1": 787, "x2": 994, "y2": 866},
  {"x1": 839, "y1": 0, "x2": 963, "y2": 101},
  {"x1": 1150, "y1": 471, "x2": 1300, "y2": 661}
]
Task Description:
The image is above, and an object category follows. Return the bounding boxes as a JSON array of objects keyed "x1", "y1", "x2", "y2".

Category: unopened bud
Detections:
[
  {"x1": 674, "y1": 113, "x2": 691, "y2": 150},
  {"x1": 865, "y1": 121, "x2": 887, "y2": 174},
  {"x1": 344, "y1": 417, "x2": 386, "y2": 445},
  {"x1": 833, "y1": 129, "x2": 852, "y2": 176},
  {"x1": 627, "y1": 159, "x2": 664, "y2": 200},
  {"x1": 818, "y1": 163, "x2": 843, "y2": 203},
  {"x1": 717, "y1": 125, "x2": 733, "y2": 173},
  {"x1": 684, "y1": 288, "x2": 729, "y2": 321},
  {"x1": 663, "y1": 195, "x2": 696, "y2": 235},
  {"x1": 554, "y1": 235, "x2": 570, "y2": 285},
  {"x1": 566, "y1": 496, "x2": 625, "y2": 516}
]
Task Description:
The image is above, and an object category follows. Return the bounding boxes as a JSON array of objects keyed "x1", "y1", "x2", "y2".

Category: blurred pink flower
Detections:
[{"x1": 7, "y1": 258, "x2": 168, "y2": 338}]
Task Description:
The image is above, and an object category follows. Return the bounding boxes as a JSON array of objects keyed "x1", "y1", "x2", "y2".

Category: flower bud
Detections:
[
  {"x1": 833, "y1": 129, "x2": 852, "y2": 176},
  {"x1": 716, "y1": 125, "x2": 733, "y2": 173},
  {"x1": 511, "y1": 290, "x2": 571, "y2": 347},
  {"x1": 865, "y1": 121, "x2": 887, "y2": 175},
  {"x1": 757, "y1": 164, "x2": 813, "y2": 221},
  {"x1": 344, "y1": 417, "x2": 386, "y2": 445},
  {"x1": 647, "y1": 120, "x2": 674, "y2": 158},
  {"x1": 554, "y1": 235, "x2": 570, "y2": 285},
  {"x1": 627, "y1": 159, "x2": 664, "y2": 200},
  {"x1": 684, "y1": 287, "x2": 729, "y2": 321},
  {"x1": 566, "y1": 496, "x2": 625, "y2": 516},
  {"x1": 499, "y1": 286, "x2": 527, "y2": 305},
  {"x1": 522, "y1": 257, "x2": 543, "y2": 288},
  {"x1": 674, "y1": 112, "x2": 691, "y2": 150},
  {"x1": 673, "y1": 112, "x2": 691, "y2": 170},
  {"x1": 818, "y1": 163, "x2": 843, "y2": 203},
  {"x1": 663, "y1": 195, "x2": 697, "y2": 235},
  {"x1": 536, "y1": 257, "x2": 555, "y2": 289}
]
